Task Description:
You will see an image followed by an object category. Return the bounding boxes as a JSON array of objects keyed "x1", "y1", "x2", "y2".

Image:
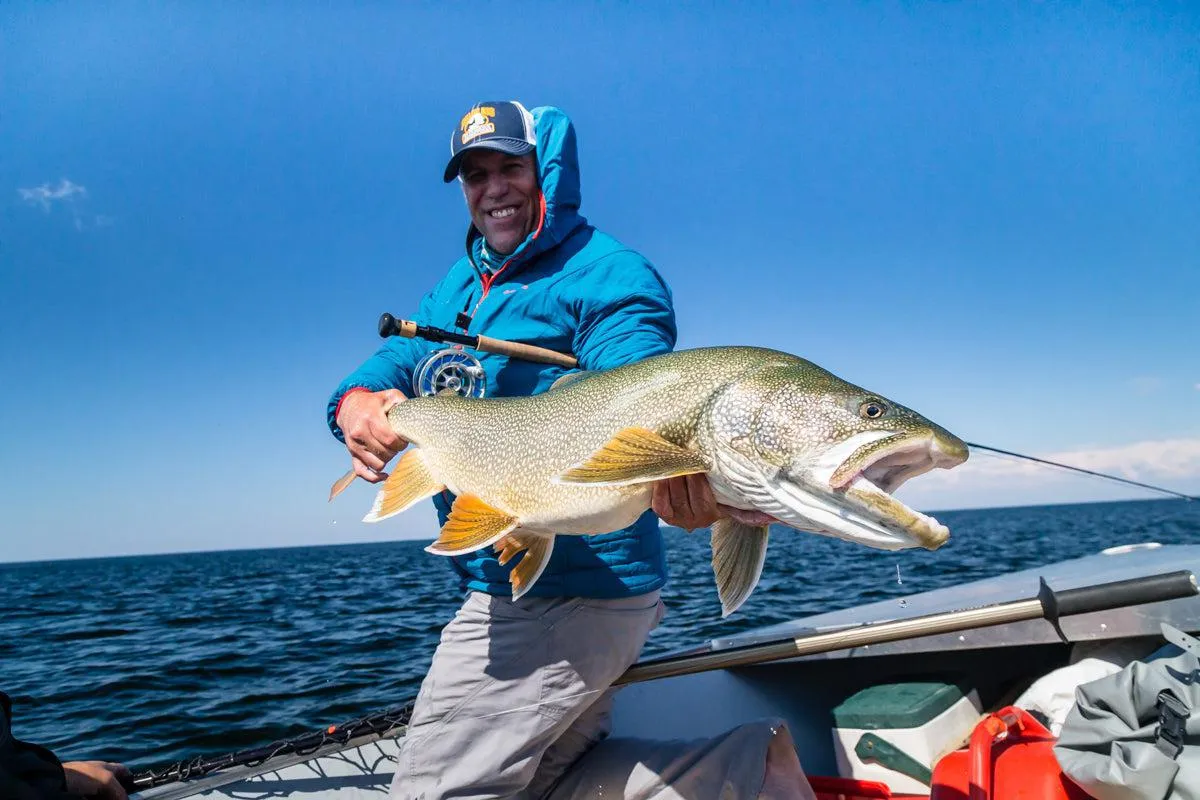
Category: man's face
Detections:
[{"x1": 459, "y1": 149, "x2": 540, "y2": 255}]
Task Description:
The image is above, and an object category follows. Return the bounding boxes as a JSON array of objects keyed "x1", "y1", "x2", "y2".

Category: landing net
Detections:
[{"x1": 127, "y1": 701, "x2": 414, "y2": 791}]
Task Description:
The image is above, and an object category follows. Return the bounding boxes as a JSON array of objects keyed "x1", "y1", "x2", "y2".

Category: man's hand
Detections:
[
  {"x1": 63, "y1": 761, "x2": 130, "y2": 799},
  {"x1": 652, "y1": 473, "x2": 721, "y2": 531},
  {"x1": 336, "y1": 388, "x2": 409, "y2": 482}
]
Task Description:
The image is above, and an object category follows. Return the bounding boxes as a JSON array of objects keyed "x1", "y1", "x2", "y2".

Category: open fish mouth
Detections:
[
  {"x1": 829, "y1": 430, "x2": 968, "y2": 493},
  {"x1": 709, "y1": 439, "x2": 913, "y2": 551},
  {"x1": 707, "y1": 429, "x2": 965, "y2": 551},
  {"x1": 838, "y1": 471, "x2": 950, "y2": 550},
  {"x1": 817, "y1": 430, "x2": 968, "y2": 549}
]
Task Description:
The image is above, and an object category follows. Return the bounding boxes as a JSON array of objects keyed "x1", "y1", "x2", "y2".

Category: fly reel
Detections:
[{"x1": 412, "y1": 348, "x2": 487, "y2": 398}]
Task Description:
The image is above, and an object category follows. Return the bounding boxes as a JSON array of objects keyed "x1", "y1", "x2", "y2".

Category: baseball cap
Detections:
[{"x1": 443, "y1": 100, "x2": 537, "y2": 183}]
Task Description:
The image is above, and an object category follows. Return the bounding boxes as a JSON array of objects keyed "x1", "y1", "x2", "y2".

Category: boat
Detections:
[{"x1": 125, "y1": 540, "x2": 1200, "y2": 799}]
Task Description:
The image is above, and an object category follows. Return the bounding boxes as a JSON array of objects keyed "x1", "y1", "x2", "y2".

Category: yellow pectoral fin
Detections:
[
  {"x1": 556, "y1": 427, "x2": 709, "y2": 486},
  {"x1": 362, "y1": 449, "x2": 444, "y2": 523},
  {"x1": 426, "y1": 494, "x2": 519, "y2": 556}
]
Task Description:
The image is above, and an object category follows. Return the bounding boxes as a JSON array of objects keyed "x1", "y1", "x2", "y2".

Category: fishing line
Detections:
[{"x1": 965, "y1": 441, "x2": 1197, "y2": 502}]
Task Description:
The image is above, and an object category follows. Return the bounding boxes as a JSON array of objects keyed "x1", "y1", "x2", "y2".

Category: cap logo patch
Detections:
[{"x1": 460, "y1": 107, "x2": 497, "y2": 144}]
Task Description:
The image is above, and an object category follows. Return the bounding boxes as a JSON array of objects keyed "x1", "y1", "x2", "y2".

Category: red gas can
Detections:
[
  {"x1": 807, "y1": 775, "x2": 897, "y2": 799},
  {"x1": 929, "y1": 706, "x2": 1092, "y2": 799}
]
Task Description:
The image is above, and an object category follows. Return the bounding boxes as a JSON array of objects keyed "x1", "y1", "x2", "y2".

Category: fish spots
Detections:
[{"x1": 352, "y1": 344, "x2": 968, "y2": 605}]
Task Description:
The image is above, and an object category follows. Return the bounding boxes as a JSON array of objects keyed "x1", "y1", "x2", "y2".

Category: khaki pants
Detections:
[{"x1": 389, "y1": 590, "x2": 665, "y2": 800}]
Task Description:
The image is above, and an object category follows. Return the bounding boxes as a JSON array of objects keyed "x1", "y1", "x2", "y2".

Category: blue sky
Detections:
[{"x1": 2, "y1": 2, "x2": 1197, "y2": 562}]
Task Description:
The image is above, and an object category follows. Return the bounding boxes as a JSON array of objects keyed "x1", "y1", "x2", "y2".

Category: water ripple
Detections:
[{"x1": 1, "y1": 498, "x2": 1196, "y2": 768}]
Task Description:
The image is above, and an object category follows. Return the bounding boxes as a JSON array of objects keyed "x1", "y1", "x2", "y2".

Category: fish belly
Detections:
[
  {"x1": 518, "y1": 483, "x2": 654, "y2": 535},
  {"x1": 420, "y1": 446, "x2": 653, "y2": 536}
]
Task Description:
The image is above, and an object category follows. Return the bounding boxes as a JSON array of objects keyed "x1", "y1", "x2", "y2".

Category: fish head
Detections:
[{"x1": 705, "y1": 359, "x2": 968, "y2": 551}]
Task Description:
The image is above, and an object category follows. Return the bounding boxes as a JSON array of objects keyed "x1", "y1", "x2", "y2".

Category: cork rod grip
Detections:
[{"x1": 475, "y1": 334, "x2": 579, "y2": 368}]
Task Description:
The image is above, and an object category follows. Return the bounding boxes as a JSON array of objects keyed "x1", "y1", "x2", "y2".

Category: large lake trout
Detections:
[{"x1": 343, "y1": 346, "x2": 968, "y2": 616}]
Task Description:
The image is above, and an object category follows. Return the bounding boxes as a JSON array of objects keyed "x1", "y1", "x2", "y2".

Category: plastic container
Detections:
[
  {"x1": 807, "y1": 775, "x2": 899, "y2": 799},
  {"x1": 832, "y1": 679, "x2": 982, "y2": 795},
  {"x1": 929, "y1": 706, "x2": 1092, "y2": 799}
]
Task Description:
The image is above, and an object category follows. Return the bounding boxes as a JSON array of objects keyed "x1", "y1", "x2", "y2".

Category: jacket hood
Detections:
[{"x1": 465, "y1": 105, "x2": 588, "y2": 271}]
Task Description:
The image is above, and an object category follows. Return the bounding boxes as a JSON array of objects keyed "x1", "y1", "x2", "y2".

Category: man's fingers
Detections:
[
  {"x1": 348, "y1": 442, "x2": 387, "y2": 473},
  {"x1": 683, "y1": 473, "x2": 704, "y2": 517},
  {"x1": 379, "y1": 388, "x2": 408, "y2": 408},
  {"x1": 63, "y1": 762, "x2": 129, "y2": 800},
  {"x1": 359, "y1": 439, "x2": 395, "y2": 470},
  {"x1": 352, "y1": 457, "x2": 386, "y2": 483},
  {"x1": 685, "y1": 473, "x2": 717, "y2": 522},
  {"x1": 371, "y1": 390, "x2": 408, "y2": 449},
  {"x1": 101, "y1": 769, "x2": 128, "y2": 800},
  {"x1": 368, "y1": 417, "x2": 406, "y2": 452},
  {"x1": 665, "y1": 476, "x2": 696, "y2": 530},
  {"x1": 347, "y1": 431, "x2": 401, "y2": 472},
  {"x1": 651, "y1": 477, "x2": 718, "y2": 531},
  {"x1": 651, "y1": 480, "x2": 671, "y2": 521},
  {"x1": 688, "y1": 472, "x2": 715, "y2": 504},
  {"x1": 338, "y1": 388, "x2": 407, "y2": 453},
  {"x1": 666, "y1": 474, "x2": 686, "y2": 513}
]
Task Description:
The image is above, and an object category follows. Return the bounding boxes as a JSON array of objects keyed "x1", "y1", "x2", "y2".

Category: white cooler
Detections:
[{"x1": 831, "y1": 679, "x2": 983, "y2": 795}]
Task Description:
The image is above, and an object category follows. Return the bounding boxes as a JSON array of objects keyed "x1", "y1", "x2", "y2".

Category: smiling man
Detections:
[{"x1": 326, "y1": 101, "x2": 719, "y2": 799}]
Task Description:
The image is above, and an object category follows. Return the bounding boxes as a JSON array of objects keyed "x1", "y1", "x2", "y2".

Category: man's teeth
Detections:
[{"x1": 489, "y1": 207, "x2": 516, "y2": 218}]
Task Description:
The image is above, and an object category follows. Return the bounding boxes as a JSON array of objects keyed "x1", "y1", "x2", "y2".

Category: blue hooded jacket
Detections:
[{"x1": 326, "y1": 106, "x2": 677, "y2": 599}]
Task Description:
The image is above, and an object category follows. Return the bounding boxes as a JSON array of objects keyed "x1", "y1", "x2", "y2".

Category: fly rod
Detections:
[
  {"x1": 377, "y1": 312, "x2": 578, "y2": 368},
  {"x1": 614, "y1": 569, "x2": 1199, "y2": 685}
]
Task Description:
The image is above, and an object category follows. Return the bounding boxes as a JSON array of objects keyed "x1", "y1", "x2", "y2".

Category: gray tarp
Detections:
[
  {"x1": 1055, "y1": 625, "x2": 1200, "y2": 800},
  {"x1": 546, "y1": 717, "x2": 818, "y2": 800}
]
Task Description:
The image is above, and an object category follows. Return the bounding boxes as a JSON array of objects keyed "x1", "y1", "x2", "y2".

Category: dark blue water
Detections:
[{"x1": 2, "y1": 498, "x2": 1197, "y2": 770}]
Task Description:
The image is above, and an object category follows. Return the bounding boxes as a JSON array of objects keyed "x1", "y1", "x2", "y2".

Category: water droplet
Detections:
[
  {"x1": 896, "y1": 563, "x2": 903, "y2": 585},
  {"x1": 899, "y1": 598, "x2": 908, "y2": 609}
]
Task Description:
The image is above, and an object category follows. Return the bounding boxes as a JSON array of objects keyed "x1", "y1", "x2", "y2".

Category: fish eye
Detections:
[{"x1": 859, "y1": 400, "x2": 887, "y2": 419}]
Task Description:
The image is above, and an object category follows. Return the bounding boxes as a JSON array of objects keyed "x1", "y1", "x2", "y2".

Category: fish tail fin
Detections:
[
  {"x1": 710, "y1": 518, "x2": 770, "y2": 618},
  {"x1": 362, "y1": 449, "x2": 444, "y2": 523},
  {"x1": 555, "y1": 427, "x2": 709, "y2": 486},
  {"x1": 496, "y1": 531, "x2": 555, "y2": 601},
  {"x1": 426, "y1": 494, "x2": 519, "y2": 555},
  {"x1": 329, "y1": 469, "x2": 357, "y2": 501}
]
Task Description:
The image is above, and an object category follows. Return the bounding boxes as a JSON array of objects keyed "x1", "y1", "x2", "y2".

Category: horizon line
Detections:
[{"x1": 1, "y1": 495, "x2": 1191, "y2": 568}]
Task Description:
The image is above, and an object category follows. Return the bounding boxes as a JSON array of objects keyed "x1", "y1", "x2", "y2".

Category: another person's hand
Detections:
[
  {"x1": 336, "y1": 388, "x2": 409, "y2": 483},
  {"x1": 63, "y1": 760, "x2": 130, "y2": 800},
  {"x1": 652, "y1": 474, "x2": 721, "y2": 531}
]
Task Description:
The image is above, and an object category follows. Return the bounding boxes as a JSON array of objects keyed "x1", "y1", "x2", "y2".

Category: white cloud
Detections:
[
  {"x1": 19, "y1": 178, "x2": 87, "y2": 211},
  {"x1": 895, "y1": 437, "x2": 1200, "y2": 511},
  {"x1": 17, "y1": 178, "x2": 111, "y2": 231}
]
